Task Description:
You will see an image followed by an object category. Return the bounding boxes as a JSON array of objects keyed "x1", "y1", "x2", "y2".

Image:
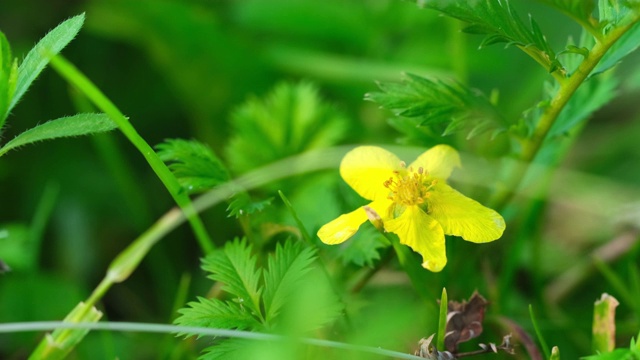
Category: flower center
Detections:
[{"x1": 383, "y1": 163, "x2": 437, "y2": 207}]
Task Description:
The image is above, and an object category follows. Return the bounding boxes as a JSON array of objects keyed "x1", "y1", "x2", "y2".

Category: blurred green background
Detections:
[{"x1": 1, "y1": 0, "x2": 640, "y2": 358}]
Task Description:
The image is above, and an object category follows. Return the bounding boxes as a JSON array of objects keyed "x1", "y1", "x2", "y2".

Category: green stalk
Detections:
[
  {"x1": 436, "y1": 288, "x2": 448, "y2": 351},
  {"x1": 48, "y1": 54, "x2": 214, "y2": 254},
  {"x1": 490, "y1": 15, "x2": 640, "y2": 210}
]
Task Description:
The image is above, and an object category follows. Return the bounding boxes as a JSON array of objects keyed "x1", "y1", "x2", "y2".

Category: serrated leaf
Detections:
[
  {"x1": 156, "y1": 138, "x2": 230, "y2": 194},
  {"x1": 227, "y1": 192, "x2": 273, "y2": 218},
  {"x1": 0, "y1": 113, "x2": 117, "y2": 158},
  {"x1": 263, "y1": 241, "x2": 317, "y2": 322},
  {"x1": 9, "y1": 13, "x2": 85, "y2": 113},
  {"x1": 537, "y1": 0, "x2": 596, "y2": 27},
  {"x1": 174, "y1": 297, "x2": 261, "y2": 336},
  {"x1": 225, "y1": 81, "x2": 347, "y2": 174},
  {"x1": 201, "y1": 339, "x2": 252, "y2": 360},
  {"x1": 337, "y1": 225, "x2": 389, "y2": 267},
  {"x1": 366, "y1": 73, "x2": 505, "y2": 139},
  {"x1": 202, "y1": 238, "x2": 264, "y2": 320},
  {"x1": 417, "y1": 0, "x2": 561, "y2": 73}
]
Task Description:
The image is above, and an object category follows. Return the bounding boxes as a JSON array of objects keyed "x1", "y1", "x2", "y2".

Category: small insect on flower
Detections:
[{"x1": 317, "y1": 145, "x2": 505, "y2": 272}]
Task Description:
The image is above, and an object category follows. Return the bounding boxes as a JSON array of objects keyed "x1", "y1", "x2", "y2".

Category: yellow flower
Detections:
[{"x1": 317, "y1": 145, "x2": 505, "y2": 272}]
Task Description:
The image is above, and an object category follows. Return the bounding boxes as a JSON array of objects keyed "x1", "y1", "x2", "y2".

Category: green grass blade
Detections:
[
  {"x1": 9, "y1": 13, "x2": 84, "y2": 113},
  {"x1": 436, "y1": 288, "x2": 448, "y2": 351},
  {"x1": 0, "y1": 113, "x2": 117, "y2": 158},
  {"x1": 529, "y1": 304, "x2": 550, "y2": 360}
]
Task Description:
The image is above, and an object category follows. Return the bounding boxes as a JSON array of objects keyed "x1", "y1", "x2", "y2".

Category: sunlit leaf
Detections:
[
  {"x1": 0, "y1": 113, "x2": 117, "y2": 158},
  {"x1": 0, "y1": 32, "x2": 18, "y2": 129}
]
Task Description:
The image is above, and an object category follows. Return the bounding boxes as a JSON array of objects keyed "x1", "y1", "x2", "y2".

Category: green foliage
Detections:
[
  {"x1": 175, "y1": 297, "x2": 262, "y2": 334},
  {"x1": 9, "y1": 13, "x2": 84, "y2": 114},
  {"x1": 0, "y1": 32, "x2": 17, "y2": 129},
  {"x1": 202, "y1": 238, "x2": 264, "y2": 320},
  {"x1": 592, "y1": 22, "x2": 640, "y2": 77},
  {"x1": 156, "y1": 138, "x2": 230, "y2": 195},
  {"x1": 227, "y1": 193, "x2": 273, "y2": 218},
  {"x1": 0, "y1": 113, "x2": 117, "y2": 157},
  {"x1": 417, "y1": 0, "x2": 562, "y2": 73},
  {"x1": 337, "y1": 225, "x2": 388, "y2": 267},
  {"x1": 225, "y1": 81, "x2": 347, "y2": 174},
  {"x1": 262, "y1": 241, "x2": 316, "y2": 322},
  {"x1": 176, "y1": 238, "x2": 341, "y2": 359},
  {"x1": 366, "y1": 73, "x2": 505, "y2": 140},
  {"x1": 538, "y1": 0, "x2": 596, "y2": 26},
  {"x1": 582, "y1": 332, "x2": 640, "y2": 359}
]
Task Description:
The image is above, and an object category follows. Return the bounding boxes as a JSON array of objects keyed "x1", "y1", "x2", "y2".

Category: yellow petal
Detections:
[
  {"x1": 340, "y1": 146, "x2": 402, "y2": 201},
  {"x1": 384, "y1": 206, "x2": 447, "y2": 272},
  {"x1": 317, "y1": 207, "x2": 368, "y2": 245},
  {"x1": 409, "y1": 144, "x2": 461, "y2": 180},
  {"x1": 427, "y1": 183, "x2": 505, "y2": 243}
]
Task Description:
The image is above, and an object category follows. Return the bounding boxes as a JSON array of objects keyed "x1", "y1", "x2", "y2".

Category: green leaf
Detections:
[
  {"x1": 416, "y1": 0, "x2": 561, "y2": 72},
  {"x1": 0, "y1": 113, "x2": 117, "y2": 158},
  {"x1": 262, "y1": 241, "x2": 317, "y2": 322},
  {"x1": 537, "y1": 0, "x2": 597, "y2": 27},
  {"x1": 0, "y1": 223, "x2": 34, "y2": 272},
  {"x1": 0, "y1": 31, "x2": 18, "y2": 129},
  {"x1": 202, "y1": 238, "x2": 264, "y2": 321},
  {"x1": 225, "y1": 81, "x2": 347, "y2": 174},
  {"x1": 548, "y1": 74, "x2": 618, "y2": 137},
  {"x1": 591, "y1": 22, "x2": 640, "y2": 77},
  {"x1": 366, "y1": 73, "x2": 505, "y2": 139},
  {"x1": 9, "y1": 13, "x2": 85, "y2": 113},
  {"x1": 227, "y1": 193, "x2": 273, "y2": 218},
  {"x1": 337, "y1": 225, "x2": 388, "y2": 267},
  {"x1": 156, "y1": 138, "x2": 230, "y2": 194},
  {"x1": 174, "y1": 297, "x2": 261, "y2": 336}
]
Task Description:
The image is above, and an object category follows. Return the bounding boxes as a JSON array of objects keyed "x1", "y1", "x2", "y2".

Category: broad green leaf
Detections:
[
  {"x1": 0, "y1": 223, "x2": 33, "y2": 272},
  {"x1": 0, "y1": 113, "x2": 117, "y2": 158},
  {"x1": 225, "y1": 81, "x2": 347, "y2": 174},
  {"x1": 9, "y1": 13, "x2": 85, "y2": 113},
  {"x1": 202, "y1": 238, "x2": 263, "y2": 320},
  {"x1": 366, "y1": 73, "x2": 505, "y2": 139},
  {"x1": 416, "y1": 0, "x2": 561, "y2": 73},
  {"x1": 174, "y1": 297, "x2": 261, "y2": 336},
  {"x1": 262, "y1": 241, "x2": 317, "y2": 322},
  {"x1": 156, "y1": 138, "x2": 230, "y2": 194}
]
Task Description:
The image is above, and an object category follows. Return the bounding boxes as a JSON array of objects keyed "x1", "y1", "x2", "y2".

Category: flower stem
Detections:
[
  {"x1": 490, "y1": 16, "x2": 640, "y2": 210},
  {"x1": 49, "y1": 54, "x2": 214, "y2": 254}
]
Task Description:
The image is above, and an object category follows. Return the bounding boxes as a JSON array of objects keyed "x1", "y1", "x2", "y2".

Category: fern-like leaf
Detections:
[
  {"x1": 366, "y1": 73, "x2": 505, "y2": 139},
  {"x1": 156, "y1": 138, "x2": 230, "y2": 194},
  {"x1": 202, "y1": 238, "x2": 264, "y2": 321},
  {"x1": 174, "y1": 297, "x2": 262, "y2": 337},
  {"x1": 225, "y1": 81, "x2": 347, "y2": 174},
  {"x1": 417, "y1": 0, "x2": 562, "y2": 73},
  {"x1": 262, "y1": 241, "x2": 317, "y2": 322}
]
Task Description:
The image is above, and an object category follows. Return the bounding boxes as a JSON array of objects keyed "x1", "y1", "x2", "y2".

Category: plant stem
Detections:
[
  {"x1": 49, "y1": 54, "x2": 214, "y2": 254},
  {"x1": 490, "y1": 16, "x2": 640, "y2": 210}
]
